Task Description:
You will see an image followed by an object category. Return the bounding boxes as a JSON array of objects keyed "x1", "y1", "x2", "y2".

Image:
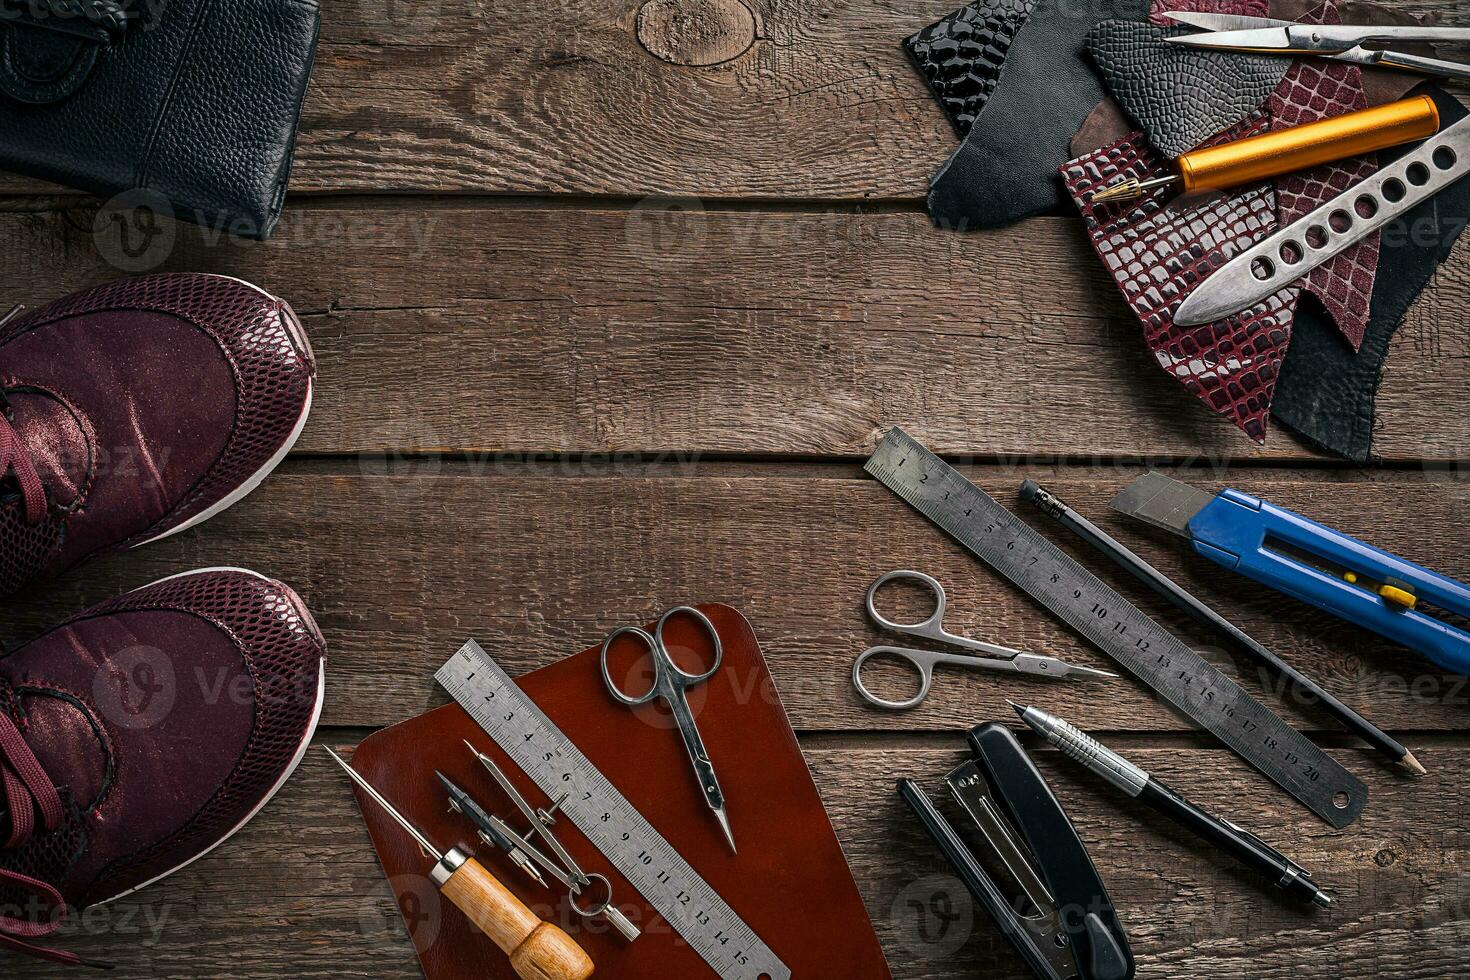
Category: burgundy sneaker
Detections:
[
  {"x1": 0, "y1": 274, "x2": 315, "y2": 597},
  {"x1": 0, "y1": 568, "x2": 327, "y2": 967}
]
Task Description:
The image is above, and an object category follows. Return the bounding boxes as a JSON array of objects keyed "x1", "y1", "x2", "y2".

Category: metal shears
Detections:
[
  {"x1": 600, "y1": 606, "x2": 737, "y2": 853},
  {"x1": 853, "y1": 570, "x2": 1115, "y2": 710},
  {"x1": 1163, "y1": 12, "x2": 1470, "y2": 81}
]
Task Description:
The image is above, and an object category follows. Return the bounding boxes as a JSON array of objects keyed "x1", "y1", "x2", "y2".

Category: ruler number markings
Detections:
[{"x1": 437, "y1": 645, "x2": 787, "y2": 980}]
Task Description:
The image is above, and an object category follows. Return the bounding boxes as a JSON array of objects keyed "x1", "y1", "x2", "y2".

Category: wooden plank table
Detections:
[{"x1": 4, "y1": 0, "x2": 1469, "y2": 973}]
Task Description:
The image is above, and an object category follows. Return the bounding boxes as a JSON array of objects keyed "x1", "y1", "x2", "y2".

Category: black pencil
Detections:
[{"x1": 1019, "y1": 479, "x2": 1424, "y2": 776}]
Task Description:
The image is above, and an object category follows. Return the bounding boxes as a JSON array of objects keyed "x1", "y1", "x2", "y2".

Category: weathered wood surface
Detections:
[
  {"x1": 3, "y1": 0, "x2": 1468, "y2": 974},
  {"x1": 4, "y1": 466, "x2": 1465, "y2": 735},
  {"x1": 19, "y1": 740, "x2": 1470, "y2": 978},
  {"x1": 2, "y1": 206, "x2": 1467, "y2": 462},
  {"x1": 0, "y1": 0, "x2": 1465, "y2": 198}
]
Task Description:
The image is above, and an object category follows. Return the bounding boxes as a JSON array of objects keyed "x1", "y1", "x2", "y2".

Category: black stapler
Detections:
[{"x1": 898, "y1": 722, "x2": 1134, "y2": 980}]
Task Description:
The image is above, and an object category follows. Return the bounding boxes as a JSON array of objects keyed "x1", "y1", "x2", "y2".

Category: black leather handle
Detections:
[{"x1": 1, "y1": 0, "x2": 132, "y2": 42}]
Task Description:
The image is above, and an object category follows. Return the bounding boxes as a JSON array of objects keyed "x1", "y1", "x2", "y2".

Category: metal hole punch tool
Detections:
[
  {"x1": 1173, "y1": 111, "x2": 1470, "y2": 325},
  {"x1": 898, "y1": 723, "x2": 1135, "y2": 980},
  {"x1": 600, "y1": 606, "x2": 737, "y2": 853},
  {"x1": 1111, "y1": 472, "x2": 1470, "y2": 676},
  {"x1": 459, "y1": 745, "x2": 643, "y2": 942},
  {"x1": 325, "y1": 749, "x2": 595, "y2": 980},
  {"x1": 852, "y1": 569, "x2": 1116, "y2": 710},
  {"x1": 1162, "y1": 12, "x2": 1470, "y2": 81}
]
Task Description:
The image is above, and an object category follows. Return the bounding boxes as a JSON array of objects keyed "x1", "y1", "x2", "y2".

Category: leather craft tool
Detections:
[
  {"x1": 437, "y1": 640, "x2": 792, "y2": 980},
  {"x1": 1176, "y1": 111, "x2": 1470, "y2": 325},
  {"x1": 440, "y1": 772, "x2": 548, "y2": 887},
  {"x1": 600, "y1": 606, "x2": 737, "y2": 853},
  {"x1": 455, "y1": 747, "x2": 642, "y2": 941},
  {"x1": 1021, "y1": 480, "x2": 1423, "y2": 774},
  {"x1": 865, "y1": 428, "x2": 1368, "y2": 827},
  {"x1": 1164, "y1": 12, "x2": 1470, "y2": 80},
  {"x1": 1091, "y1": 94, "x2": 1440, "y2": 203},
  {"x1": 325, "y1": 749, "x2": 595, "y2": 980},
  {"x1": 899, "y1": 722, "x2": 1135, "y2": 980},
  {"x1": 853, "y1": 569, "x2": 1116, "y2": 709},
  {"x1": 1012, "y1": 701, "x2": 1332, "y2": 908},
  {"x1": 1112, "y1": 472, "x2": 1470, "y2": 674}
]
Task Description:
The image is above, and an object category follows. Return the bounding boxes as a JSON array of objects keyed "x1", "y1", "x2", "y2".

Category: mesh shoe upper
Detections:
[
  {"x1": 0, "y1": 568, "x2": 327, "y2": 966},
  {"x1": 0, "y1": 274, "x2": 316, "y2": 597}
]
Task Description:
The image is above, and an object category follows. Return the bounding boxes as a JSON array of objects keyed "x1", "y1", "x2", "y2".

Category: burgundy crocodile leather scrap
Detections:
[
  {"x1": 1149, "y1": 0, "x2": 1267, "y2": 29},
  {"x1": 1063, "y1": 124, "x2": 1298, "y2": 442},
  {"x1": 1266, "y1": 0, "x2": 1377, "y2": 350}
]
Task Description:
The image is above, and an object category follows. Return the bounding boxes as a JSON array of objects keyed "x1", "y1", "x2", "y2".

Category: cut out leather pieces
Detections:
[
  {"x1": 1266, "y1": 0, "x2": 1377, "y2": 350},
  {"x1": 927, "y1": 0, "x2": 1150, "y2": 230},
  {"x1": 904, "y1": 0, "x2": 1038, "y2": 138},
  {"x1": 1274, "y1": 87, "x2": 1470, "y2": 460},
  {"x1": 1086, "y1": 21, "x2": 1290, "y2": 157},
  {"x1": 1062, "y1": 122, "x2": 1298, "y2": 442}
]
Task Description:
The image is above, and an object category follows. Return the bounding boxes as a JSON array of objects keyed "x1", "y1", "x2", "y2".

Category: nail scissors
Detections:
[
  {"x1": 600, "y1": 606, "x2": 737, "y2": 853},
  {"x1": 1163, "y1": 12, "x2": 1470, "y2": 81},
  {"x1": 853, "y1": 570, "x2": 1116, "y2": 710}
]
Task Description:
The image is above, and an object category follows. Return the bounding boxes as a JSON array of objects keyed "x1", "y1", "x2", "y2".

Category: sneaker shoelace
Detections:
[
  {"x1": 0, "y1": 710, "x2": 99, "y2": 969},
  {"x1": 0, "y1": 407, "x2": 47, "y2": 525}
]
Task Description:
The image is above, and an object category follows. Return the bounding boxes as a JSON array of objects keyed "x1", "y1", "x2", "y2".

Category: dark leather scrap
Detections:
[
  {"x1": 1274, "y1": 86, "x2": 1470, "y2": 460},
  {"x1": 1062, "y1": 121, "x2": 1298, "y2": 442},
  {"x1": 1086, "y1": 21, "x2": 1290, "y2": 157},
  {"x1": 928, "y1": 0, "x2": 1150, "y2": 230},
  {"x1": 904, "y1": 0, "x2": 1038, "y2": 138}
]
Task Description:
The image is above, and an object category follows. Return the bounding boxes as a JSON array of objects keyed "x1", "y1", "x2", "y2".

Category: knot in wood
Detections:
[{"x1": 635, "y1": 0, "x2": 756, "y2": 66}]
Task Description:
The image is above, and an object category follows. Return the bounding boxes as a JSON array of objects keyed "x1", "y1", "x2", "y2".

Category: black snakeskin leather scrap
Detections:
[
  {"x1": 1086, "y1": 21, "x2": 1290, "y2": 157},
  {"x1": 904, "y1": 0, "x2": 1037, "y2": 138}
]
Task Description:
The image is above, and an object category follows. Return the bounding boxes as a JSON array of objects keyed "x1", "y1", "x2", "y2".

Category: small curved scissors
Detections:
[
  {"x1": 601, "y1": 606, "x2": 736, "y2": 853},
  {"x1": 853, "y1": 570, "x2": 1115, "y2": 710}
]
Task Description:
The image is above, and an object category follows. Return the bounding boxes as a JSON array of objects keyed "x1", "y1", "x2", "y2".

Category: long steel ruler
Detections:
[
  {"x1": 436, "y1": 641, "x2": 790, "y2": 980},
  {"x1": 866, "y1": 428, "x2": 1366, "y2": 828}
]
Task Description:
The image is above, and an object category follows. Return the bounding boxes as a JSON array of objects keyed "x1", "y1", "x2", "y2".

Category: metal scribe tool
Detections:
[
  {"x1": 864, "y1": 428, "x2": 1368, "y2": 827},
  {"x1": 437, "y1": 641, "x2": 791, "y2": 980},
  {"x1": 325, "y1": 749, "x2": 594, "y2": 980}
]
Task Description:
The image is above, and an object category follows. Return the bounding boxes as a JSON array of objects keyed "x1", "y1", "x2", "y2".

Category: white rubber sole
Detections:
[
  {"x1": 98, "y1": 566, "x2": 327, "y2": 904},
  {"x1": 134, "y1": 277, "x2": 315, "y2": 549}
]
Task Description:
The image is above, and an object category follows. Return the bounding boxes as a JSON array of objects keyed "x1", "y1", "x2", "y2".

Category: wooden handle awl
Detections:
[{"x1": 435, "y1": 849, "x2": 594, "y2": 980}]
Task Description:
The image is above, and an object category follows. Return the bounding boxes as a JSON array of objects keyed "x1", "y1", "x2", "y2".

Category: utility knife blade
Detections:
[{"x1": 1111, "y1": 473, "x2": 1470, "y2": 673}]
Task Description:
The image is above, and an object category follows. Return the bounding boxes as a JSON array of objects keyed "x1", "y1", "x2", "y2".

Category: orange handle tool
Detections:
[{"x1": 1178, "y1": 93, "x2": 1440, "y2": 192}]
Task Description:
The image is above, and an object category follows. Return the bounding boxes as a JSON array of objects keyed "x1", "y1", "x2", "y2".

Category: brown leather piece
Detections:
[{"x1": 350, "y1": 605, "x2": 891, "y2": 980}]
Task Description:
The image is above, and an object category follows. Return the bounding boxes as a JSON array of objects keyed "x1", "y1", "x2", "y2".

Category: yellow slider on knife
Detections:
[{"x1": 1091, "y1": 93, "x2": 1441, "y2": 204}]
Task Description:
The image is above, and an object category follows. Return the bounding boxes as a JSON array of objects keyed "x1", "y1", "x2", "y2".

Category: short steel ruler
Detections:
[
  {"x1": 437, "y1": 641, "x2": 790, "y2": 979},
  {"x1": 866, "y1": 428, "x2": 1366, "y2": 827}
]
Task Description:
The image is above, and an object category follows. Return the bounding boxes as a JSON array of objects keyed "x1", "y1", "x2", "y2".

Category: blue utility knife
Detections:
[{"x1": 1111, "y1": 473, "x2": 1470, "y2": 675}]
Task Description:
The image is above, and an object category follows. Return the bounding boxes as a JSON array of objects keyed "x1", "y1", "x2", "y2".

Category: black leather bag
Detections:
[{"x1": 0, "y1": 0, "x2": 319, "y2": 240}]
